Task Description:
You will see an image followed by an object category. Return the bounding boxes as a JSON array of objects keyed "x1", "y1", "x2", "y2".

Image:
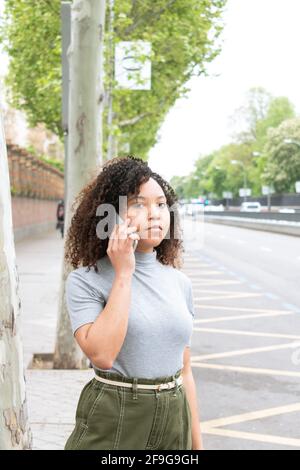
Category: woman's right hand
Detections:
[{"x1": 107, "y1": 217, "x2": 140, "y2": 277}]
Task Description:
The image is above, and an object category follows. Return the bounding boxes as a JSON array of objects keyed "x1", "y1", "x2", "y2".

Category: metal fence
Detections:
[
  {"x1": 204, "y1": 211, "x2": 300, "y2": 223},
  {"x1": 213, "y1": 193, "x2": 300, "y2": 208}
]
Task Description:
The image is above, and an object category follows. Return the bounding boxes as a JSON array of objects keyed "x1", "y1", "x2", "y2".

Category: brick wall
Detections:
[
  {"x1": 6, "y1": 143, "x2": 65, "y2": 241},
  {"x1": 7, "y1": 143, "x2": 64, "y2": 200},
  {"x1": 12, "y1": 197, "x2": 59, "y2": 228}
]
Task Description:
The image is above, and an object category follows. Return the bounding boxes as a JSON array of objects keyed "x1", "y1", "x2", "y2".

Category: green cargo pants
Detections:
[{"x1": 64, "y1": 368, "x2": 193, "y2": 450}]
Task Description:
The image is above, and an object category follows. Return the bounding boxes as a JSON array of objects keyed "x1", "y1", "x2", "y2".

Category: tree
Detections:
[
  {"x1": 0, "y1": 0, "x2": 62, "y2": 137},
  {"x1": 263, "y1": 118, "x2": 300, "y2": 193},
  {"x1": 255, "y1": 96, "x2": 295, "y2": 146},
  {"x1": 229, "y1": 87, "x2": 295, "y2": 148},
  {"x1": 0, "y1": 111, "x2": 32, "y2": 449},
  {"x1": 1, "y1": 0, "x2": 227, "y2": 158},
  {"x1": 229, "y1": 87, "x2": 273, "y2": 143},
  {"x1": 53, "y1": 0, "x2": 107, "y2": 369}
]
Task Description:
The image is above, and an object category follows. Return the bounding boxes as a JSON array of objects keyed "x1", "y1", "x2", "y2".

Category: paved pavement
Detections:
[
  {"x1": 15, "y1": 230, "x2": 86, "y2": 450},
  {"x1": 15, "y1": 219, "x2": 300, "y2": 450}
]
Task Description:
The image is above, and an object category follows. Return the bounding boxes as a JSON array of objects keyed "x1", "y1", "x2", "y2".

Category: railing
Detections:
[{"x1": 204, "y1": 211, "x2": 300, "y2": 223}]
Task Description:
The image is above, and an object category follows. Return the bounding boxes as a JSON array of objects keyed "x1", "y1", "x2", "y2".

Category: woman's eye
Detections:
[{"x1": 132, "y1": 202, "x2": 167, "y2": 208}]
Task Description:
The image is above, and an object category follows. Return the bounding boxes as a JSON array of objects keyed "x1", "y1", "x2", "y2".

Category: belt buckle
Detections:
[
  {"x1": 157, "y1": 383, "x2": 166, "y2": 392},
  {"x1": 157, "y1": 381, "x2": 173, "y2": 392}
]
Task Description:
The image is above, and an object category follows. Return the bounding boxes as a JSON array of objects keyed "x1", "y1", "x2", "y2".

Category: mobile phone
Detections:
[{"x1": 116, "y1": 213, "x2": 138, "y2": 251}]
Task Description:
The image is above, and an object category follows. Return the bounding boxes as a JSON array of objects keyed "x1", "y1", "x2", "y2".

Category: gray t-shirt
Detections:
[{"x1": 65, "y1": 249, "x2": 195, "y2": 379}]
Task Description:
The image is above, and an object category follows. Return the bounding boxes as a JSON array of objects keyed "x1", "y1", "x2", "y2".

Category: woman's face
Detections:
[{"x1": 123, "y1": 177, "x2": 171, "y2": 250}]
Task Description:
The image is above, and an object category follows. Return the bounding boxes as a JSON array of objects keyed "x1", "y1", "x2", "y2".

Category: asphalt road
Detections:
[{"x1": 182, "y1": 218, "x2": 300, "y2": 450}]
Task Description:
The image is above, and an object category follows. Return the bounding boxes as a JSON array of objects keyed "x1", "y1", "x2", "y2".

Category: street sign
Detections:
[
  {"x1": 239, "y1": 188, "x2": 252, "y2": 197},
  {"x1": 115, "y1": 41, "x2": 152, "y2": 90},
  {"x1": 223, "y1": 191, "x2": 233, "y2": 199},
  {"x1": 261, "y1": 186, "x2": 274, "y2": 196},
  {"x1": 296, "y1": 181, "x2": 300, "y2": 193}
]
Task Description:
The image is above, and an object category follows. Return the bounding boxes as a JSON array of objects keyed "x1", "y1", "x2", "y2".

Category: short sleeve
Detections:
[
  {"x1": 66, "y1": 270, "x2": 106, "y2": 335},
  {"x1": 186, "y1": 278, "x2": 195, "y2": 348}
]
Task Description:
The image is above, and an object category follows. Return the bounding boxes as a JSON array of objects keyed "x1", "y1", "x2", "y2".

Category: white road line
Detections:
[
  {"x1": 190, "y1": 280, "x2": 241, "y2": 286},
  {"x1": 201, "y1": 402, "x2": 300, "y2": 429},
  {"x1": 194, "y1": 305, "x2": 293, "y2": 314},
  {"x1": 193, "y1": 327, "x2": 300, "y2": 340},
  {"x1": 191, "y1": 341, "x2": 300, "y2": 361},
  {"x1": 202, "y1": 428, "x2": 300, "y2": 448},
  {"x1": 194, "y1": 292, "x2": 263, "y2": 301},
  {"x1": 194, "y1": 311, "x2": 293, "y2": 324},
  {"x1": 184, "y1": 271, "x2": 224, "y2": 276},
  {"x1": 191, "y1": 362, "x2": 300, "y2": 378}
]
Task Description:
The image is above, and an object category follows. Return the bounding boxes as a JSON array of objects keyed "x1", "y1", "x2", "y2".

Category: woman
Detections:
[
  {"x1": 63, "y1": 155, "x2": 204, "y2": 450},
  {"x1": 56, "y1": 199, "x2": 65, "y2": 238}
]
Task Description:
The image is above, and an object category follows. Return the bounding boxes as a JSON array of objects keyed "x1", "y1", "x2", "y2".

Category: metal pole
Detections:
[
  {"x1": 241, "y1": 162, "x2": 247, "y2": 203},
  {"x1": 61, "y1": 2, "x2": 71, "y2": 206},
  {"x1": 268, "y1": 190, "x2": 272, "y2": 212}
]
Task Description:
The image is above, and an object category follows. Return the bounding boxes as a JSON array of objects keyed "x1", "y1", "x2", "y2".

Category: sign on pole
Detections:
[
  {"x1": 223, "y1": 191, "x2": 233, "y2": 199},
  {"x1": 295, "y1": 181, "x2": 300, "y2": 193},
  {"x1": 115, "y1": 41, "x2": 152, "y2": 90},
  {"x1": 262, "y1": 185, "x2": 275, "y2": 195},
  {"x1": 239, "y1": 188, "x2": 252, "y2": 197}
]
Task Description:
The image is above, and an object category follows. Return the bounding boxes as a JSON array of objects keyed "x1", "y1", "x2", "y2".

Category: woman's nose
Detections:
[{"x1": 149, "y1": 204, "x2": 161, "y2": 217}]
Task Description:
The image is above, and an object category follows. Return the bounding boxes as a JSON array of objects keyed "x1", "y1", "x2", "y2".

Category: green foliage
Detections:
[
  {"x1": 0, "y1": 0, "x2": 226, "y2": 159},
  {"x1": 263, "y1": 118, "x2": 300, "y2": 192},
  {"x1": 0, "y1": 0, "x2": 62, "y2": 136},
  {"x1": 179, "y1": 88, "x2": 298, "y2": 200},
  {"x1": 40, "y1": 155, "x2": 64, "y2": 173},
  {"x1": 10, "y1": 185, "x2": 17, "y2": 196},
  {"x1": 25, "y1": 145, "x2": 64, "y2": 173}
]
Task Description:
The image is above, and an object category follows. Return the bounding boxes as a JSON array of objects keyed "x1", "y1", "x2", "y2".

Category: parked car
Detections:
[
  {"x1": 185, "y1": 203, "x2": 204, "y2": 216},
  {"x1": 278, "y1": 208, "x2": 296, "y2": 213},
  {"x1": 204, "y1": 204, "x2": 225, "y2": 212},
  {"x1": 240, "y1": 202, "x2": 262, "y2": 213}
]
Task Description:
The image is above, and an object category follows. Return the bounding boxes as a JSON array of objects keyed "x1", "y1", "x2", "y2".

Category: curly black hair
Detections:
[{"x1": 64, "y1": 155, "x2": 185, "y2": 272}]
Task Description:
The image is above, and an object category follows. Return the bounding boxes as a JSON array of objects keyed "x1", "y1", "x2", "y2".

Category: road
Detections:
[{"x1": 182, "y1": 218, "x2": 300, "y2": 450}]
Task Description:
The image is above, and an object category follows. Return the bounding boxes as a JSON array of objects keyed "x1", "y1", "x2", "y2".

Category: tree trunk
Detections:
[
  {"x1": 53, "y1": 0, "x2": 106, "y2": 369},
  {"x1": 0, "y1": 111, "x2": 32, "y2": 449}
]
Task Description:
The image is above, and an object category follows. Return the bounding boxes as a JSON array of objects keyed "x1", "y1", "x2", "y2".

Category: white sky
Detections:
[
  {"x1": 148, "y1": 0, "x2": 300, "y2": 181},
  {"x1": 2, "y1": 0, "x2": 300, "y2": 181}
]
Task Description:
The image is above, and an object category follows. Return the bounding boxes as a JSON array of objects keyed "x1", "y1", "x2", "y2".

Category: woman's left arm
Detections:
[{"x1": 182, "y1": 346, "x2": 204, "y2": 450}]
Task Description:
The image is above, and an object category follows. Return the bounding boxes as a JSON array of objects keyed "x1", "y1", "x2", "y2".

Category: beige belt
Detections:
[{"x1": 94, "y1": 374, "x2": 183, "y2": 391}]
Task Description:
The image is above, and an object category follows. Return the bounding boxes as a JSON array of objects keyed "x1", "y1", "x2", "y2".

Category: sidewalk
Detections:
[{"x1": 16, "y1": 230, "x2": 93, "y2": 450}]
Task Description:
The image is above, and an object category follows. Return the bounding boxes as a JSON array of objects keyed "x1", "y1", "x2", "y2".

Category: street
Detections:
[{"x1": 182, "y1": 218, "x2": 300, "y2": 450}]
